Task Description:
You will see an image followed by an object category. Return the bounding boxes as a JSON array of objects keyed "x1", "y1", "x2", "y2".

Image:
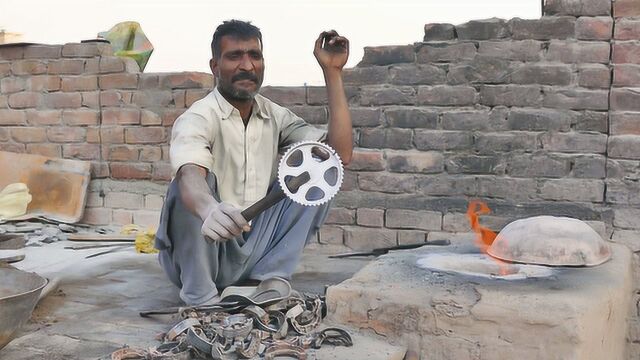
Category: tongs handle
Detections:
[{"x1": 241, "y1": 172, "x2": 310, "y2": 222}]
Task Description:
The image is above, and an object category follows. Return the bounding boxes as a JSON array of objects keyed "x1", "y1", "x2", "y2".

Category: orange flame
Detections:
[{"x1": 467, "y1": 200, "x2": 510, "y2": 276}]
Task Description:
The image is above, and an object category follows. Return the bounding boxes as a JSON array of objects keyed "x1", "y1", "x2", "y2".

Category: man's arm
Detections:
[
  {"x1": 314, "y1": 30, "x2": 353, "y2": 165},
  {"x1": 177, "y1": 164, "x2": 249, "y2": 242}
]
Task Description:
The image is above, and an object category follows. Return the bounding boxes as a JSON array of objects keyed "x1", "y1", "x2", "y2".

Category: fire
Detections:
[{"x1": 466, "y1": 200, "x2": 510, "y2": 276}]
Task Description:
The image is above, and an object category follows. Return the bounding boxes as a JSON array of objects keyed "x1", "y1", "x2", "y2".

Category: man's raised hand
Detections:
[
  {"x1": 201, "y1": 202, "x2": 250, "y2": 243},
  {"x1": 314, "y1": 30, "x2": 349, "y2": 72}
]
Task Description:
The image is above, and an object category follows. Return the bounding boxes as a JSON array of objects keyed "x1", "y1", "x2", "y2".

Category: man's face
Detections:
[{"x1": 210, "y1": 36, "x2": 264, "y2": 101}]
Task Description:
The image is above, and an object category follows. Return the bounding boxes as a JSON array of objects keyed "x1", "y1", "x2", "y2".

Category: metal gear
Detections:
[{"x1": 277, "y1": 141, "x2": 343, "y2": 206}]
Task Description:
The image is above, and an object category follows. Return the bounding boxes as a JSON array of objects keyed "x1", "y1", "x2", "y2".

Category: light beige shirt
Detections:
[{"x1": 170, "y1": 88, "x2": 326, "y2": 209}]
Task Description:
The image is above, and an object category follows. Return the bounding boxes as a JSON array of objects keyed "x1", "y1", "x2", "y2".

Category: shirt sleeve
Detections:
[
  {"x1": 169, "y1": 111, "x2": 215, "y2": 175},
  {"x1": 278, "y1": 108, "x2": 327, "y2": 149}
]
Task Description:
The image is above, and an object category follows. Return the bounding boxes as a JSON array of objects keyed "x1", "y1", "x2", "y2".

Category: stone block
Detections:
[
  {"x1": 105, "y1": 191, "x2": 144, "y2": 209},
  {"x1": 546, "y1": 40, "x2": 610, "y2": 64},
  {"x1": 319, "y1": 226, "x2": 344, "y2": 245},
  {"x1": 23, "y1": 45, "x2": 62, "y2": 59},
  {"x1": 614, "y1": 0, "x2": 640, "y2": 17},
  {"x1": 442, "y1": 213, "x2": 473, "y2": 232},
  {"x1": 543, "y1": 88, "x2": 609, "y2": 110},
  {"x1": 28, "y1": 75, "x2": 61, "y2": 91},
  {"x1": 357, "y1": 172, "x2": 417, "y2": 193},
  {"x1": 456, "y1": 18, "x2": 510, "y2": 40},
  {"x1": 62, "y1": 109, "x2": 99, "y2": 126},
  {"x1": 447, "y1": 56, "x2": 513, "y2": 84},
  {"x1": 577, "y1": 64, "x2": 610, "y2": 88},
  {"x1": 611, "y1": 230, "x2": 640, "y2": 252},
  {"x1": 48, "y1": 126, "x2": 87, "y2": 144},
  {"x1": 359, "y1": 45, "x2": 415, "y2": 66},
  {"x1": 62, "y1": 144, "x2": 100, "y2": 160},
  {"x1": 397, "y1": 230, "x2": 426, "y2": 245},
  {"x1": 442, "y1": 110, "x2": 490, "y2": 131},
  {"x1": 445, "y1": 154, "x2": 503, "y2": 175},
  {"x1": 510, "y1": 64, "x2": 572, "y2": 85},
  {"x1": 478, "y1": 40, "x2": 543, "y2": 61},
  {"x1": 360, "y1": 86, "x2": 415, "y2": 106},
  {"x1": 81, "y1": 207, "x2": 112, "y2": 225},
  {"x1": 417, "y1": 85, "x2": 477, "y2": 106},
  {"x1": 386, "y1": 209, "x2": 442, "y2": 231},
  {"x1": 614, "y1": 209, "x2": 640, "y2": 229},
  {"x1": 479, "y1": 85, "x2": 542, "y2": 107},
  {"x1": 343, "y1": 66, "x2": 388, "y2": 85},
  {"x1": 507, "y1": 108, "x2": 574, "y2": 131},
  {"x1": 326, "y1": 208, "x2": 355, "y2": 225},
  {"x1": 133, "y1": 210, "x2": 160, "y2": 228},
  {"x1": 473, "y1": 132, "x2": 539, "y2": 153},
  {"x1": 572, "y1": 154, "x2": 607, "y2": 178},
  {"x1": 476, "y1": 176, "x2": 539, "y2": 201},
  {"x1": 389, "y1": 64, "x2": 446, "y2": 85},
  {"x1": 344, "y1": 227, "x2": 397, "y2": 250},
  {"x1": 11, "y1": 60, "x2": 46, "y2": 75},
  {"x1": 423, "y1": 23, "x2": 455, "y2": 41},
  {"x1": 576, "y1": 16, "x2": 613, "y2": 40},
  {"x1": 385, "y1": 107, "x2": 437, "y2": 129},
  {"x1": 507, "y1": 153, "x2": 571, "y2": 178},
  {"x1": 608, "y1": 135, "x2": 640, "y2": 159},
  {"x1": 510, "y1": 16, "x2": 576, "y2": 40},
  {"x1": 417, "y1": 175, "x2": 478, "y2": 197},
  {"x1": 613, "y1": 42, "x2": 640, "y2": 64},
  {"x1": 26, "y1": 110, "x2": 60, "y2": 125},
  {"x1": 350, "y1": 108, "x2": 381, "y2": 127},
  {"x1": 416, "y1": 43, "x2": 476, "y2": 63},
  {"x1": 357, "y1": 208, "x2": 385, "y2": 227},
  {"x1": 539, "y1": 178, "x2": 605, "y2": 202},
  {"x1": 414, "y1": 130, "x2": 473, "y2": 151},
  {"x1": 145, "y1": 194, "x2": 165, "y2": 210},
  {"x1": 360, "y1": 128, "x2": 413, "y2": 150},
  {"x1": 47, "y1": 59, "x2": 84, "y2": 75},
  {"x1": 346, "y1": 150, "x2": 385, "y2": 171},
  {"x1": 575, "y1": 111, "x2": 608, "y2": 132},
  {"x1": 541, "y1": 132, "x2": 608, "y2": 153},
  {"x1": 613, "y1": 64, "x2": 640, "y2": 87},
  {"x1": 610, "y1": 112, "x2": 640, "y2": 135},
  {"x1": 606, "y1": 178, "x2": 640, "y2": 205},
  {"x1": 132, "y1": 90, "x2": 173, "y2": 108},
  {"x1": 386, "y1": 150, "x2": 444, "y2": 174},
  {"x1": 260, "y1": 86, "x2": 306, "y2": 105},
  {"x1": 612, "y1": 88, "x2": 640, "y2": 111},
  {"x1": 110, "y1": 163, "x2": 152, "y2": 180},
  {"x1": 544, "y1": 0, "x2": 611, "y2": 16},
  {"x1": 10, "y1": 127, "x2": 46, "y2": 143},
  {"x1": 125, "y1": 127, "x2": 165, "y2": 144},
  {"x1": 8, "y1": 92, "x2": 41, "y2": 108}
]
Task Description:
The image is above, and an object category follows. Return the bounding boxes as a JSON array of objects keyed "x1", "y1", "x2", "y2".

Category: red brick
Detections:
[
  {"x1": 81, "y1": 91, "x2": 100, "y2": 108},
  {"x1": 8, "y1": 92, "x2": 41, "y2": 108},
  {"x1": 81, "y1": 207, "x2": 112, "y2": 225},
  {"x1": 346, "y1": 150, "x2": 385, "y2": 171},
  {"x1": 1, "y1": 77, "x2": 26, "y2": 93},
  {"x1": 91, "y1": 161, "x2": 110, "y2": 178},
  {"x1": 62, "y1": 109, "x2": 99, "y2": 125},
  {"x1": 613, "y1": 64, "x2": 640, "y2": 86},
  {"x1": 613, "y1": 42, "x2": 640, "y2": 64},
  {"x1": 11, "y1": 60, "x2": 46, "y2": 75},
  {"x1": 125, "y1": 127, "x2": 165, "y2": 144},
  {"x1": 105, "y1": 191, "x2": 144, "y2": 209},
  {"x1": 186, "y1": 89, "x2": 210, "y2": 106},
  {"x1": 576, "y1": 16, "x2": 613, "y2": 40},
  {"x1": 26, "y1": 110, "x2": 61, "y2": 125},
  {"x1": 63, "y1": 144, "x2": 100, "y2": 160},
  {"x1": 27, "y1": 75, "x2": 61, "y2": 91},
  {"x1": 10, "y1": 127, "x2": 47, "y2": 143},
  {"x1": 101, "y1": 127, "x2": 125, "y2": 144},
  {"x1": 112, "y1": 209, "x2": 134, "y2": 225},
  {"x1": 173, "y1": 90, "x2": 186, "y2": 108},
  {"x1": 0, "y1": 62, "x2": 10, "y2": 76},
  {"x1": 152, "y1": 163, "x2": 172, "y2": 181},
  {"x1": 615, "y1": 19, "x2": 640, "y2": 40},
  {"x1": 0, "y1": 109, "x2": 26, "y2": 125},
  {"x1": 326, "y1": 208, "x2": 355, "y2": 225},
  {"x1": 102, "y1": 108, "x2": 140, "y2": 125},
  {"x1": 99, "y1": 56, "x2": 126, "y2": 73},
  {"x1": 140, "y1": 109, "x2": 162, "y2": 125},
  {"x1": 47, "y1": 59, "x2": 84, "y2": 75},
  {"x1": 0, "y1": 95, "x2": 6, "y2": 108},
  {"x1": 108, "y1": 145, "x2": 139, "y2": 161},
  {"x1": 84, "y1": 58, "x2": 99, "y2": 74},
  {"x1": 159, "y1": 72, "x2": 214, "y2": 89},
  {"x1": 0, "y1": 143, "x2": 25, "y2": 153},
  {"x1": 45, "y1": 92, "x2": 82, "y2": 108},
  {"x1": 611, "y1": 88, "x2": 640, "y2": 111},
  {"x1": 144, "y1": 194, "x2": 164, "y2": 210},
  {"x1": 0, "y1": 127, "x2": 8, "y2": 141},
  {"x1": 23, "y1": 45, "x2": 61, "y2": 59},
  {"x1": 26, "y1": 143, "x2": 61, "y2": 157},
  {"x1": 132, "y1": 90, "x2": 173, "y2": 107},
  {"x1": 356, "y1": 208, "x2": 384, "y2": 227},
  {"x1": 162, "y1": 145, "x2": 170, "y2": 160},
  {"x1": 140, "y1": 146, "x2": 162, "y2": 161},
  {"x1": 99, "y1": 73, "x2": 138, "y2": 89},
  {"x1": 610, "y1": 112, "x2": 640, "y2": 135},
  {"x1": 318, "y1": 226, "x2": 344, "y2": 245},
  {"x1": 614, "y1": 0, "x2": 640, "y2": 17},
  {"x1": 110, "y1": 163, "x2": 152, "y2": 180},
  {"x1": 161, "y1": 108, "x2": 185, "y2": 126},
  {"x1": 100, "y1": 90, "x2": 124, "y2": 106},
  {"x1": 62, "y1": 42, "x2": 112, "y2": 58},
  {"x1": 0, "y1": 46, "x2": 24, "y2": 61},
  {"x1": 61, "y1": 75, "x2": 98, "y2": 91},
  {"x1": 47, "y1": 127, "x2": 86, "y2": 143}
]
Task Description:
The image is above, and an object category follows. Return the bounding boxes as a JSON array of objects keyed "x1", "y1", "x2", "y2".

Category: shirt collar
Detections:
[{"x1": 213, "y1": 87, "x2": 269, "y2": 120}]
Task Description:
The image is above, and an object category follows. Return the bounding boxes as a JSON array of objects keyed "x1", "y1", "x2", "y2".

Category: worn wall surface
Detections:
[{"x1": 1, "y1": 0, "x2": 640, "y2": 355}]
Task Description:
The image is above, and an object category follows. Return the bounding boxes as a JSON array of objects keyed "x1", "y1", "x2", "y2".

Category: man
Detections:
[{"x1": 155, "y1": 20, "x2": 353, "y2": 306}]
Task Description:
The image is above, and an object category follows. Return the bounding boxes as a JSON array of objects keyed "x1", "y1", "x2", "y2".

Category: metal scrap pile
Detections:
[{"x1": 112, "y1": 280, "x2": 352, "y2": 360}]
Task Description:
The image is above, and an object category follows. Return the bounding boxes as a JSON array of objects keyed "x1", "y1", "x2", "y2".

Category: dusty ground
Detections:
[{"x1": 1, "y1": 242, "x2": 404, "y2": 359}]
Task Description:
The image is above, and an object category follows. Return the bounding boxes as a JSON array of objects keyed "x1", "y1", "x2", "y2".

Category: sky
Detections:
[{"x1": 0, "y1": 0, "x2": 540, "y2": 86}]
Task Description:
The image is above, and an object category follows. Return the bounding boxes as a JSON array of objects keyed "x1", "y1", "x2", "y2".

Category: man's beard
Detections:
[{"x1": 219, "y1": 72, "x2": 262, "y2": 101}]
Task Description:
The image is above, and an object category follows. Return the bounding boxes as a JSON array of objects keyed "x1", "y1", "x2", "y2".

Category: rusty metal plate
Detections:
[{"x1": 0, "y1": 151, "x2": 90, "y2": 223}]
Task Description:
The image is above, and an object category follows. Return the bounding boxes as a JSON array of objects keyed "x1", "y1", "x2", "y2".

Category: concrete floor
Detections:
[{"x1": 1, "y1": 242, "x2": 404, "y2": 360}]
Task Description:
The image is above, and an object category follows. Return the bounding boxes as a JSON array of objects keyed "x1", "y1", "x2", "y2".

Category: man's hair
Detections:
[{"x1": 211, "y1": 20, "x2": 262, "y2": 59}]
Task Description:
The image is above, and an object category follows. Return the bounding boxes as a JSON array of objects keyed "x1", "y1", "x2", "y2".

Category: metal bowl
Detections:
[
  {"x1": 488, "y1": 216, "x2": 612, "y2": 266},
  {"x1": 0, "y1": 266, "x2": 47, "y2": 351}
]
